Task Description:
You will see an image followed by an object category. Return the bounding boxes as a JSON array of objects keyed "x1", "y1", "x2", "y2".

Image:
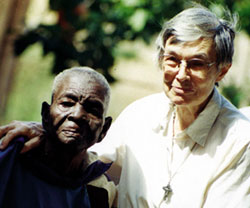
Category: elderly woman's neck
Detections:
[
  {"x1": 39, "y1": 138, "x2": 89, "y2": 177},
  {"x1": 175, "y1": 107, "x2": 197, "y2": 133},
  {"x1": 175, "y1": 95, "x2": 212, "y2": 134}
]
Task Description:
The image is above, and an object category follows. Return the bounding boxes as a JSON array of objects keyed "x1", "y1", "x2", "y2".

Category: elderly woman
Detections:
[
  {"x1": 1, "y1": 5, "x2": 250, "y2": 208},
  {"x1": 0, "y1": 67, "x2": 116, "y2": 208}
]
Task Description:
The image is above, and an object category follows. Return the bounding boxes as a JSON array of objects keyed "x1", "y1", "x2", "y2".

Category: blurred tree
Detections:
[
  {"x1": 14, "y1": 0, "x2": 186, "y2": 82},
  {"x1": 14, "y1": 0, "x2": 250, "y2": 82},
  {"x1": 222, "y1": 84, "x2": 245, "y2": 108},
  {"x1": 233, "y1": 0, "x2": 250, "y2": 34}
]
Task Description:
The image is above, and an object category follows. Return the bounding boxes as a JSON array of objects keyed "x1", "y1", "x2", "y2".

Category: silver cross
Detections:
[{"x1": 163, "y1": 184, "x2": 172, "y2": 200}]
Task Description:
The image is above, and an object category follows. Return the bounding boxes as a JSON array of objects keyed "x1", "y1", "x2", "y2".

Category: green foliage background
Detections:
[
  {"x1": 16, "y1": 0, "x2": 250, "y2": 80},
  {"x1": 3, "y1": 0, "x2": 250, "y2": 123}
]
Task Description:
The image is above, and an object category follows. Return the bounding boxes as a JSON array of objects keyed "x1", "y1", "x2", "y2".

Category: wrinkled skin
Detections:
[
  {"x1": 161, "y1": 36, "x2": 231, "y2": 132},
  {"x1": 0, "y1": 74, "x2": 112, "y2": 156},
  {"x1": 162, "y1": 36, "x2": 228, "y2": 110},
  {"x1": 42, "y1": 74, "x2": 112, "y2": 154},
  {"x1": 0, "y1": 121, "x2": 44, "y2": 153}
]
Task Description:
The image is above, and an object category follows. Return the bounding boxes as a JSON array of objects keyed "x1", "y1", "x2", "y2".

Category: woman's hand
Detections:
[{"x1": 0, "y1": 121, "x2": 44, "y2": 153}]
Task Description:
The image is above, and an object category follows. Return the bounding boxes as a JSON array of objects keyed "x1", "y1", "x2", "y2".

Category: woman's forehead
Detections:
[
  {"x1": 55, "y1": 75, "x2": 106, "y2": 98},
  {"x1": 164, "y1": 36, "x2": 216, "y2": 59}
]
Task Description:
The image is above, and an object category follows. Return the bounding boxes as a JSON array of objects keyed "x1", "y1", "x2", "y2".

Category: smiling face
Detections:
[
  {"x1": 43, "y1": 74, "x2": 111, "y2": 153},
  {"x1": 162, "y1": 36, "x2": 227, "y2": 110}
]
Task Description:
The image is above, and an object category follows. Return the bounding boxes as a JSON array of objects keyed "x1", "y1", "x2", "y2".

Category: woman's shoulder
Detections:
[{"x1": 120, "y1": 92, "x2": 170, "y2": 116}]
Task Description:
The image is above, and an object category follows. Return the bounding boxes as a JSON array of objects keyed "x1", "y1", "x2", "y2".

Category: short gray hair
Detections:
[
  {"x1": 156, "y1": 5, "x2": 238, "y2": 70},
  {"x1": 52, "y1": 66, "x2": 111, "y2": 111}
]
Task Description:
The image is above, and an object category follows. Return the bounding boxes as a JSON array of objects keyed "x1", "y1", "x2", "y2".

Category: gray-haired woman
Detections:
[{"x1": 1, "y1": 5, "x2": 250, "y2": 208}]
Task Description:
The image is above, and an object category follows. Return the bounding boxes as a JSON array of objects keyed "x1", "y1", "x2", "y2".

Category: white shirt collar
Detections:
[
  {"x1": 185, "y1": 88, "x2": 222, "y2": 146},
  {"x1": 153, "y1": 88, "x2": 222, "y2": 147},
  {"x1": 153, "y1": 100, "x2": 174, "y2": 133}
]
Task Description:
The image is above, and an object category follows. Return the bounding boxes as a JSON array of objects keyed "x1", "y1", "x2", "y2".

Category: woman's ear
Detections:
[
  {"x1": 41, "y1": 102, "x2": 50, "y2": 130},
  {"x1": 97, "y1": 116, "x2": 112, "y2": 143},
  {"x1": 216, "y1": 63, "x2": 231, "y2": 82}
]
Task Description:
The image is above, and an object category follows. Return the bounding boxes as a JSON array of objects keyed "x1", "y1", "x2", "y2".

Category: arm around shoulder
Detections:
[{"x1": 0, "y1": 121, "x2": 44, "y2": 153}]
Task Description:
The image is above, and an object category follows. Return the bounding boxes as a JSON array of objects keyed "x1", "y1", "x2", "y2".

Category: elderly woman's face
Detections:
[
  {"x1": 162, "y1": 36, "x2": 226, "y2": 109},
  {"x1": 47, "y1": 75, "x2": 108, "y2": 152}
]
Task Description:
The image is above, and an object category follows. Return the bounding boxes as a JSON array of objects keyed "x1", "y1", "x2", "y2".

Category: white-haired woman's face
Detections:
[
  {"x1": 46, "y1": 75, "x2": 108, "y2": 152},
  {"x1": 162, "y1": 36, "x2": 228, "y2": 110}
]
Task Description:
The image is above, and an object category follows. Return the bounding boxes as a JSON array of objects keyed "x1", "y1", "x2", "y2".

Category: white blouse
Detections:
[{"x1": 91, "y1": 88, "x2": 250, "y2": 208}]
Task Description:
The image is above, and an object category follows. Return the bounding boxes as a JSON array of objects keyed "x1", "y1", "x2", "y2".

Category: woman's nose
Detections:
[
  {"x1": 176, "y1": 61, "x2": 190, "y2": 81},
  {"x1": 70, "y1": 104, "x2": 87, "y2": 121}
]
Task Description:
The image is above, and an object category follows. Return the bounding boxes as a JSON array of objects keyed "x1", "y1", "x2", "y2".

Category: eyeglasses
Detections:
[{"x1": 162, "y1": 54, "x2": 215, "y2": 72}]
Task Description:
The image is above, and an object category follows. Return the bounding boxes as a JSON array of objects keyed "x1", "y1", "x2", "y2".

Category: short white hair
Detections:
[{"x1": 52, "y1": 66, "x2": 111, "y2": 111}]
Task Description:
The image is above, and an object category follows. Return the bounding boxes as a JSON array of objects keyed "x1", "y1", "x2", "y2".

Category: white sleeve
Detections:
[
  {"x1": 203, "y1": 143, "x2": 250, "y2": 208},
  {"x1": 240, "y1": 107, "x2": 250, "y2": 120},
  {"x1": 89, "y1": 116, "x2": 126, "y2": 164},
  {"x1": 89, "y1": 105, "x2": 135, "y2": 185},
  {"x1": 89, "y1": 100, "x2": 137, "y2": 165}
]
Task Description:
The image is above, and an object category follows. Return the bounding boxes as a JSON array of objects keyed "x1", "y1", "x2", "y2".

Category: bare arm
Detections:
[{"x1": 0, "y1": 121, "x2": 44, "y2": 153}]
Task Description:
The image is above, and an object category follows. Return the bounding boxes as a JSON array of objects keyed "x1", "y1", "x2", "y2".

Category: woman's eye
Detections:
[
  {"x1": 89, "y1": 108, "x2": 101, "y2": 117},
  {"x1": 84, "y1": 102, "x2": 103, "y2": 117},
  {"x1": 61, "y1": 102, "x2": 74, "y2": 107},
  {"x1": 189, "y1": 60, "x2": 206, "y2": 69},
  {"x1": 165, "y1": 56, "x2": 179, "y2": 66},
  {"x1": 86, "y1": 105, "x2": 102, "y2": 117},
  {"x1": 169, "y1": 56, "x2": 178, "y2": 61}
]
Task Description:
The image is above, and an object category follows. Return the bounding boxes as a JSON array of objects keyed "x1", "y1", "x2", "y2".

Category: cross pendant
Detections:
[{"x1": 163, "y1": 184, "x2": 172, "y2": 200}]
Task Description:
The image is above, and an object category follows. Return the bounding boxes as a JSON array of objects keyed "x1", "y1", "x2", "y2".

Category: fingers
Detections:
[
  {"x1": 0, "y1": 122, "x2": 25, "y2": 150},
  {"x1": 0, "y1": 121, "x2": 17, "y2": 138},
  {"x1": 20, "y1": 136, "x2": 43, "y2": 154},
  {"x1": 0, "y1": 121, "x2": 43, "y2": 150}
]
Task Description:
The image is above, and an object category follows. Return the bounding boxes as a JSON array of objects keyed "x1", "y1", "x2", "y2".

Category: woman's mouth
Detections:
[{"x1": 172, "y1": 86, "x2": 194, "y2": 94}]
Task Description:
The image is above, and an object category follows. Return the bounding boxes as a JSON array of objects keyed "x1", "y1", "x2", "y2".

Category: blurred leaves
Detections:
[
  {"x1": 14, "y1": 0, "x2": 186, "y2": 82},
  {"x1": 14, "y1": 0, "x2": 250, "y2": 83},
  {"x1": 221, "y1": 84, "x2": 245, "y2": 108},
  {"x1": 233, "y1": 0, "x2": 250, "y2": 34}
]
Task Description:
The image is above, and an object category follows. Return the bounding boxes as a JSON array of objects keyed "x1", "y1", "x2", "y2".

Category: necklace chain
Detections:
[{"x1": 159, "y1": 108, "x2": 197, "y2": 206}]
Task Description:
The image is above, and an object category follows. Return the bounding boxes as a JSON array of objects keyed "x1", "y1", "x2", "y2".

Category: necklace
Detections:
[{"x1": 159, "y1": 108, "x2": 197, "y2": 206}]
